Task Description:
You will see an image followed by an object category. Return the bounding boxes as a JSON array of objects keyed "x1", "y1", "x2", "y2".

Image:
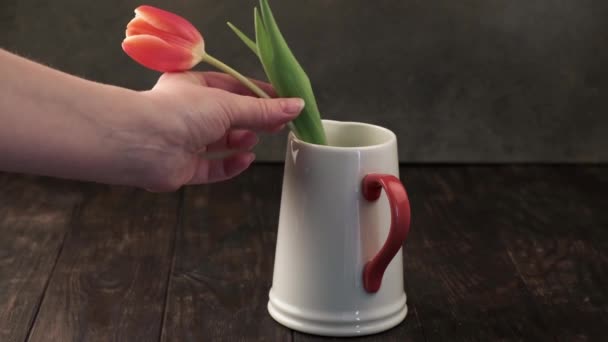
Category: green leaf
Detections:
[
  {"x1": 257, "y1": 0, "x2": 326, "y2": 144},
  {"x1": 252, "y1": 7, "x2": 298, "y2": 134},
  {"x1": 227, "y1": 21, "x2": 259, "y2": 57},
  {"x1": 254, "y1": 7, "x2": 278, "y2": 94},
  {"x1": 259, "y1": 0, "x2": 300, "y2": 73},
  {"x1": 254, "y1": 7, "x2": 272, "y2": 65}
]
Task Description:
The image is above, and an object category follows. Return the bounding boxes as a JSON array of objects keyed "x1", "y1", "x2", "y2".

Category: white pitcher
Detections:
[{"x1": 268, "y1": 120, "x2": 411, "y2": 336}]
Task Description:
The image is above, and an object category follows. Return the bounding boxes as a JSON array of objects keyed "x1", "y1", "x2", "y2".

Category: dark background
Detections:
[{"x1": 2, "y1": 0, "x2": 607, "y2": 162}]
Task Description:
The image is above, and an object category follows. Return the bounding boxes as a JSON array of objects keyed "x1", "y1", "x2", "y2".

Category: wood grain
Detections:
[
  {"x1": 496, "y1": 166, "x2": 608, "y2": 341},
  {"x1": 161, "y1": 165, "x2": 291, "y2": 342},
  {"x1": 0, "y1": 174, "x2": 83, "y2": 342},
  {"x1": 26, "y1": 185, "x2": 180, "y2": 342},
  {"x1": 397, "y1": 167, "x2": 554, "y2": 341},
  {"x1": 2, "y1": 165, "x2": 606, "y2": 341}
]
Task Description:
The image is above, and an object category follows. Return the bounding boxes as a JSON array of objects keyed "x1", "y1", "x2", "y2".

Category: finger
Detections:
[
  {"x1": 162, "y1": 71, "x2": 276, "y2": 96},
  {"x1": 202, "y1": 72, "x2": 277, "y2": 97},
  {"x1": 206, "y1": 129, "x2": 258, "y2": 152},
  {"x1": 187, "y1": 152, "x2": 255, "y2": 184},
  {"x1": 268, "y1": 124, "x2": 286, "y2": 133},
  {"x1": 155, "y1": 71, "x2": 208, "y2": 87},
  {"x1": 222, "y1": 94, "x2": 304, "y2": 130}
]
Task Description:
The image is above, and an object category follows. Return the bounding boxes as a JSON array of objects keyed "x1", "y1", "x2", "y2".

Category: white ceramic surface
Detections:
[{"x1": 268, "y1": 120, "x2": 408, "y2": 336}]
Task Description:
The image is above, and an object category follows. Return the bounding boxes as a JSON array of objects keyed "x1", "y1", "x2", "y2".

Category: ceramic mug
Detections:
[{"x1": 268, "y1": 120, "x2": 411, "y2": 336}]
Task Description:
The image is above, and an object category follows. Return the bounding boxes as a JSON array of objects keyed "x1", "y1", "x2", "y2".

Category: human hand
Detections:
[{"x1": 132, "y1": 71, "x2": 304, "y2": 192}]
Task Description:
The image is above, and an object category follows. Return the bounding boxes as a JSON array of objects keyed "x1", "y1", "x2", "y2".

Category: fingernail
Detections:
[
  {"x1": 280, "y1": 98, "x2": 305, "y2": 114},
  {"x1": 242, "y1": 131, "x2": 259, "y2": 147},
  {"x1": 245, "y1": 152, "x2": 256, "y2": 164}
]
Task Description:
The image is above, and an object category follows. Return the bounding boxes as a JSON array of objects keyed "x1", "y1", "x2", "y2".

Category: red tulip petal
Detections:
[
  {"x1": 134, "y1": 5, "x2": 203, "y2": 45},
  {"x1": 121, "y1": 35, "x2": 201, "y2": 72},
  {"x1": 126, "y1": 16, "x2": 201, "y2": 52}
]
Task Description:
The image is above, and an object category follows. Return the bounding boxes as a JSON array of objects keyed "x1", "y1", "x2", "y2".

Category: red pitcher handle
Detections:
[{"x1": 361, "y1": 173, "x2": 411, "y2": 293}]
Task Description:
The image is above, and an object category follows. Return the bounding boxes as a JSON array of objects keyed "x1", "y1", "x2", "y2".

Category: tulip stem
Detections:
[
  {"x1": 202, "y1": 54, "x2": 270, "y2": 99},
  {"x1": 203, "y1": 53, "x2": 296, "y2": 132}
]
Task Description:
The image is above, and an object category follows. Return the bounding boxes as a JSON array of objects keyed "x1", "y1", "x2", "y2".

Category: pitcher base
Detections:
[{"x1": 267, "y1": 296, "x2": 407, "y2": 337}]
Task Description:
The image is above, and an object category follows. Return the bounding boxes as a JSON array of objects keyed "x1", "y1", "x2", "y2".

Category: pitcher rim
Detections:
[{"x1": 289, "y1": 119, "x2": 397, "y2": 151}]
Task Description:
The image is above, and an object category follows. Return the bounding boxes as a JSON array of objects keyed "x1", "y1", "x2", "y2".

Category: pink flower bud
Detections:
[{"x1": 122, "y1": 5, "x2": 204, "y2": 72}]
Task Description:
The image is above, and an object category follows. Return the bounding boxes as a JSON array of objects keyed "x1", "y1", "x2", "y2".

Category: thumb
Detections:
[{"x1": 220, "y1": 94, "x2": 305, "y2": 130}]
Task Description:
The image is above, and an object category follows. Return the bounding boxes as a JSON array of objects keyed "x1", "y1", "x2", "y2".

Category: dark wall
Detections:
[{"x1": 2, "y1": 0, "x2": 607, "y2": 162}]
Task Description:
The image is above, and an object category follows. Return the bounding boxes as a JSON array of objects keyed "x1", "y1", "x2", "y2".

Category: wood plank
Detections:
[
  {"x1": 395, "y1": 166, "x2": 554, "y2": 341},
  {"x1": 0, "y1": 174, "x2": 84, "y2": 342},
  {"x1": 27, "y1": 185, "x2": 180, "y2": 342},
  {"x1": 161, "y1": 164, "x2": 291, "y2": 341},
  {"x1": 496, "y1": 166, "x2": 608, "y2": 341},
  {"x1": 6, "y1": 165, "x2": 602, "y2": 341}
]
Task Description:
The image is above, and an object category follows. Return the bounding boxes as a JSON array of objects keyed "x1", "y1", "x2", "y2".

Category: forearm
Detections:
[{"x1": 0, "y1": 49, "x2": 164, "y2": 187}]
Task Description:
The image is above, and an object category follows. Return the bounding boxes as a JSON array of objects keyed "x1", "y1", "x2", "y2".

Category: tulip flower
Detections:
[
  {"x1": 122, "y1": 5, "x2": 269, "y2": 98},
  {"x1": 228, "y1": 0, "x2": 327, "y2": 145}
]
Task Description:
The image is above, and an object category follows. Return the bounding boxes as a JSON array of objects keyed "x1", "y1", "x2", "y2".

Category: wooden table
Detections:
[{"x1": 1, "y1": 165, "x2": 606, "y2": 341}]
